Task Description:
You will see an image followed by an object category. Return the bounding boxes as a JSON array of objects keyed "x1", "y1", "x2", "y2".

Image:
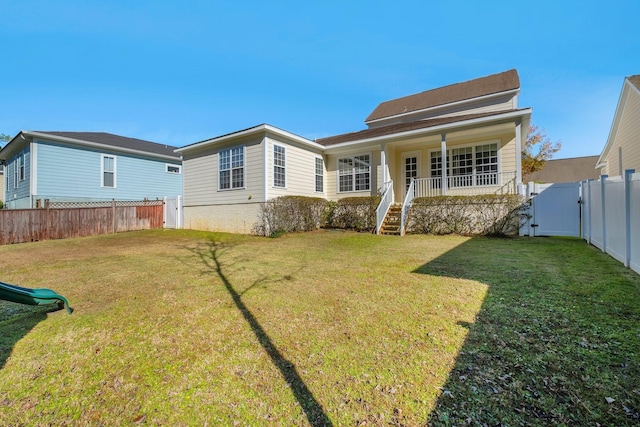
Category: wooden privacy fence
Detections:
[{"x1": 0, "y1": 200, "x2": 164, "y2": 245}]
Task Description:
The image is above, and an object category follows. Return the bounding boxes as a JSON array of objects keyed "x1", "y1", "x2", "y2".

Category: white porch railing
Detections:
[
  {"x1": 376, "y1": 180, "x2": 394, "y2": 234},
  {"x1": 414, "y1": 171, "x2": 518, "y2": 198},
  {"x1": 400, "y1": 178, "x2": 415, "y2": 236}
]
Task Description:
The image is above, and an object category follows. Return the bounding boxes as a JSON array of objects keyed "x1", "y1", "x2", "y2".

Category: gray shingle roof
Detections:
[
  {"x1": 33, "y1": 131, "x2": 180, "y2": 159},
  {"x1": 523, "y1": 156, "x2": 600, "y2": 184},
  {"x1": 318, "y1": 110, "x2": 524, "y2": 146},
  {"x1": 365, "y1": 69, "x2": 520, "y2": 123},
  {"x1": 628, "y1": 75, "x2": 640, "y2": 91}
]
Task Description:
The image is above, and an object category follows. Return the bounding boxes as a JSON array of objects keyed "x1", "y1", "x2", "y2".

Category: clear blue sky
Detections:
[{"x1": 1, "y1": 0, "x2": 637, "y2": 158}]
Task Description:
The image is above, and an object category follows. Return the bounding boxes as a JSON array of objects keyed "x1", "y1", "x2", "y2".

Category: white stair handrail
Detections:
[
  {"x1": 376, "y1": 180, "x2": 394, "y2": 234},
  {"x1": 400, "y1": 179, "x2": 415, "y2": 236}
]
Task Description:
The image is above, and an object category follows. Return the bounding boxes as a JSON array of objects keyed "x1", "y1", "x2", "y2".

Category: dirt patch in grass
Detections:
[{"x1": 0, "y1": 231, "x2": 638, "y2": 425}]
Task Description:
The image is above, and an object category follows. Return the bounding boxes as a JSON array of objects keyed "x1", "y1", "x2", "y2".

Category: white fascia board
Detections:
[
  {"x1": 365, "y1": 89, "x2": 520, "y2": 126},
  {"x1": 23, "y1": 131, "x2": 180, "y2": 162},
  {"x1": 176, "y1": 124, "x2": 323, "y2": 154},
  {"x1": 326, "y1": 108, "x2": 532, "y2": 151},
  {"x1": 597, "y1": 78, "x2": 630, "y2": 165}
]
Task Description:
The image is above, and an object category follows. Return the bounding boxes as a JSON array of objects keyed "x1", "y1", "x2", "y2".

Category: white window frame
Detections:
[
  {"x1": 337, "y1": 153, "x2": 371, "y2": 193},
  {"x1": 19, "y1": 154, "x2": 25, "y2": 182},
  {"x1": 273, "y1": 144, "x2": 286, "y2": 188},
  {"x1": 218, "y1": 145, "x2": 245, "y2": 191},
  {"x1": 315, "y1": 156, "x2": 324, "y2": 193},
  {"x1": 101, "y1": 154, "x2": 117, "y2": 188},
  {"x1": 166, "y1": 164, "x2": 182, "y2": 174},
  {"x1": 429, "y1": 140, "x2": 500, "y2": 187}
]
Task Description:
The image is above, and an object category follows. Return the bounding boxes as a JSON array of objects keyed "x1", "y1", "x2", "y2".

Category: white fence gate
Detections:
[
  {"x1": 163, "y1": 196, "x2": 183, "y2": 229},
  {"x1": 520, "y1": 182, "x2": 581, "y2": 237},
  {"x1": 582, "y1": 170, "x2": 639, "y2": 274}
]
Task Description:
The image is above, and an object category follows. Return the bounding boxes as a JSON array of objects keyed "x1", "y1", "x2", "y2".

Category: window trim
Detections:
[
  {"x1": 428, "y1": 140, "x2": 500, "y2": 187},
  {"x1": 166, "y1": 164, "x2": 182, "y2": 174},
  {"x1": 273, "y1": 144, "x2": 286, "y2": 188},
  {"x1": 337, "y1": 153, "x2": 371, "y2": 193},
  {"x1": 218, "y1": 145, "x2": 246, "y2": 191},
  {"x1": 315, "y1": 156, "x2": 324, "y2": 193},
  {"x1": 19, "y1": 154, "x2": 25, "y2": 182},
  {"x1": 101, "y1": 154, "x2": 117, "y2": 188},
  {"x1": 13, "y1": 158, "x2": 18, "y2": 189}
]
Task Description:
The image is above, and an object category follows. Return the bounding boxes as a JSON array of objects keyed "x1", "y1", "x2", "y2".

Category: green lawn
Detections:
[{"x1": 0, "y1": 230, "x2": 638, "y2": 426}]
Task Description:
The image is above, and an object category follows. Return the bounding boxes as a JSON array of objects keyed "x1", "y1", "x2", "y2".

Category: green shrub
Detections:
[
  {"x1": 407, "y1": 194, "x2": 526, "y2": 236},
  {"x1": 253, "y1": 196, "x2": 329, "y2": 237},
  {"x1": 327, "y1": 196, "x2": 380, "y2": 232}
]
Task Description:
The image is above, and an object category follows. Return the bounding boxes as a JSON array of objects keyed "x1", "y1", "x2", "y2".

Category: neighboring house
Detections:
[
  {"x1": 523, "y1": 156, "x2": 601, "y2": 183},
  {"x1": 177, "y1": 69, "x2": 532, "y2": 234},
  {"x1": 0, "y1": 131, "x2": 182, "y2": 209},
  {"x1": 597, "y1": 74, "x2": 640, "y2": 176}
]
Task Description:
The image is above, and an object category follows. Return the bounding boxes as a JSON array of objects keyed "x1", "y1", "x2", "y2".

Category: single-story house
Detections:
[
  {"x1": 0, "y1": 131, "x2": 182, "y2": 209},
  {"x1": 523, "y1": 155, "x2": 601, "y2": 183},
  {"x1": 176, "y1": 69, "x2": 532, "y2": 234},
  {"x1": 597, "y1": 74, "x2": 640, "y2": 176}
]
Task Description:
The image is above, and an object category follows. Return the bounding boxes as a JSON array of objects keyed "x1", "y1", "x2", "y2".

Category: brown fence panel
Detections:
[{"x1": 0, "y1": 203, "x2": 164, "y2": 245}]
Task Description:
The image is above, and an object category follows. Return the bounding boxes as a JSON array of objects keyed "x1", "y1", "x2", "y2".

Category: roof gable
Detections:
[
  {"x1": 628, "y1": 74, "x2": 640, "y2": 92},
  {"x1": 523, "y1": 156, "x2": 600, "y2": 183},
  {"x1": 365, "y1": 69, "x2": 520, "y2": 123}
]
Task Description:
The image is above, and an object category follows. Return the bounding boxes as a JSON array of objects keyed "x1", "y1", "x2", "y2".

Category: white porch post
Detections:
[
  {"x1": 441, "y1": 133, "x2": 447, "y2": 195},
  {"x1": 380, "y1": 143, "x2": 387, "y2": 186},
  {"x1": 515, "y1": 119, "x2": 523, "y2": 186}
]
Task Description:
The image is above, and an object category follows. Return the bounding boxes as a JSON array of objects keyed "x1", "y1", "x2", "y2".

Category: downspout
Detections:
[
  {"x1": 441, "y1": 133, "x2": 447, "y2": 195},
  {"x1": 515, "y1": 119, "x2": 522, "y2": 187}
]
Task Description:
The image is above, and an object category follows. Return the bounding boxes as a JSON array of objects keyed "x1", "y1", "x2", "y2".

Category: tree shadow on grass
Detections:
[
  {"x1": 414, "y1": 237, "x2": 640, "y2": 426},
  {"x1": 187, "y1": 237, "x2": 333, "y2": 426},
  {"x1": 0, "y1": 302, "x2": 60, "y2": 369}
]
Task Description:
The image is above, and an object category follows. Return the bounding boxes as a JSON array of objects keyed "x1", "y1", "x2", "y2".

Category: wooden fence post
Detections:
[
  {"x1": 112, "y1": 199, "x2": 116, "y2": 234},
  {"x1": 45, "y1": 199, "x2": 50, "y2": 241}
]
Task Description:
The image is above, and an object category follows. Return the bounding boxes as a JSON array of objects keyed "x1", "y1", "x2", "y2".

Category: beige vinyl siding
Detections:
[
  {"x1": 266, "y1": 137, "x2": 325, "y2": 199},
  {"x1": 369, "y1": 93, "x2": 517, "y2": 129},
  {"x1": 182, "y1": 135, "x2": 265, "y2": 206},
  {"x1": 605, "y1": 89, "x2": 640, "y2": 176},
  {"x1": 325, "y1": 150, "x2": 381, "y2": 200}
]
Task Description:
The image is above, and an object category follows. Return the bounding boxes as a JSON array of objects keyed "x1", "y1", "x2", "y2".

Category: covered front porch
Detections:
[{"x1": 375, "y1": 119, "x2": 525, "y2": 235}]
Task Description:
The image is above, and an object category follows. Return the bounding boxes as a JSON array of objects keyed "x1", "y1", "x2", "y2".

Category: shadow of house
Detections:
[
  {"x1": 414, "y1": 237, "x2": 640, "y2": 426},
  {"x1": 0, "y1": 302, "x2": 59, "y2": 369},
  {"x1": 187, "y1": 238, "x2": 333, "y2": 427}
]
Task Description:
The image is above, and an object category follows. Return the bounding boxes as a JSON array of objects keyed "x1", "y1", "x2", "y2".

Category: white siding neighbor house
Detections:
[
  {"x1": 597, "y1": 74, "x2": 640, "y2": 176},
  {"x1": 177, "y1": 69, "x2": 532, "y2": 234}
]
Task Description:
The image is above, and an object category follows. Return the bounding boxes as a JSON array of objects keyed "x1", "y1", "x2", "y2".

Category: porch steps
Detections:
[{"x1": 380, "y1": 204, "x2": 403, "y2": 236}]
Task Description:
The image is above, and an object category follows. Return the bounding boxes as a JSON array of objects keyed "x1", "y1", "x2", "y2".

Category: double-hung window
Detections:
[
  {"x1": 13, "y1": 158, "x2": 18, "y2": 188},
  {"x1": 19, "y1": 154, "x2": 25, "y2": 182},
  {"x1": 219, "y1": 146, "x2": 244, "y2": 190},
  {"x1": 338, "y1": 154, "x2": 370, "y2": 192},
  {"x1": 102, "y1": 155, "x2": 116, "y2": 188},
  {"x1": 315, "y1": 157, "x2": 324, "y2": 193},
  {"x1": 430, "y1": 142, "x2": 499, "y2": 187},
  {"x1": 273, "y1": 145, "x2": 286, "y2": 188}
]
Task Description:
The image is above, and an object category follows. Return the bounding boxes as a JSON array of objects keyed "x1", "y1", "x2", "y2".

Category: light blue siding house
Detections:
[{"x1": 0, "y1": 131, "x2": 182, "y2": 209}]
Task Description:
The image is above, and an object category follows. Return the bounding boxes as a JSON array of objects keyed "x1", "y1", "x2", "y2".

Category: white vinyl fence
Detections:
[{"x1": 581, "y1": 170, "x2": 639, "y2": 274}]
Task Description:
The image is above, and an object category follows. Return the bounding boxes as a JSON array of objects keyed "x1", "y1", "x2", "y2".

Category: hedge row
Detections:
[
  {"x1": 406, "y1": 194, "x2": 526, "y2": 236},
  {"x1": 253, "y1": 196, "x2": 380, "y2": 237}
]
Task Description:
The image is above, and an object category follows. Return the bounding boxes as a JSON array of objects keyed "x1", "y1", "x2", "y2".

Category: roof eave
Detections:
[
  {"x1": 365, "y1": 88, "x2": 520, "y2": 125},
  {"x1": 176, "y1": 124, "x2": 323, "y2": 154},
  {"x1": 597, "y1": 77, "x2": 634, "y2": 166},
  {"x1": 326, "y1": 108, "x2": 532, "y2": 150},
  {"x1": 1, "y1": 131, "x2": 180, "y2": 161}
]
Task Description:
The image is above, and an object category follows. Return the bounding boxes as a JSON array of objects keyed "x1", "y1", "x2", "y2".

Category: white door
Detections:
[
  {"x1": 526, "y1": 182, "x2": 581, "y2": 237},
  {"x1": 402, "y1": 152, "x2": 420, "y2": 199}
]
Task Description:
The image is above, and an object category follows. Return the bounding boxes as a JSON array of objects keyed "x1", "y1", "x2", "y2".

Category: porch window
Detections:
[
  {"x1": 273, "y1": 145, "x2": 286, "y2": 188},
  {"x1": 315, "y1": 157, "x2": 324, "y2": 192},
  {"x1": 430, "y1": 142, "x2": 499, "y2": 187},
  {"x1": 219, "y1": 146, "x2": 244, "y2": 190},
  {"x1": 475, "y1": 143, "x2": 498, "y2": 186},
  {"x1": 338, "y1": 154, "x2": 370, "y2": 192}
]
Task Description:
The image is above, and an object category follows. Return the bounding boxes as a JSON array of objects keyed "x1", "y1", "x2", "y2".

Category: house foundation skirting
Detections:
[{"x1": 183, "y1": 203, "x2": 262, "y2": 234}]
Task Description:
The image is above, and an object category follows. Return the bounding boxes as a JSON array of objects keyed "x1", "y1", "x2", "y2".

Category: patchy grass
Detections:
[{"x1": 0, "y1": 230, "x2": 638, "y2": 426}]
